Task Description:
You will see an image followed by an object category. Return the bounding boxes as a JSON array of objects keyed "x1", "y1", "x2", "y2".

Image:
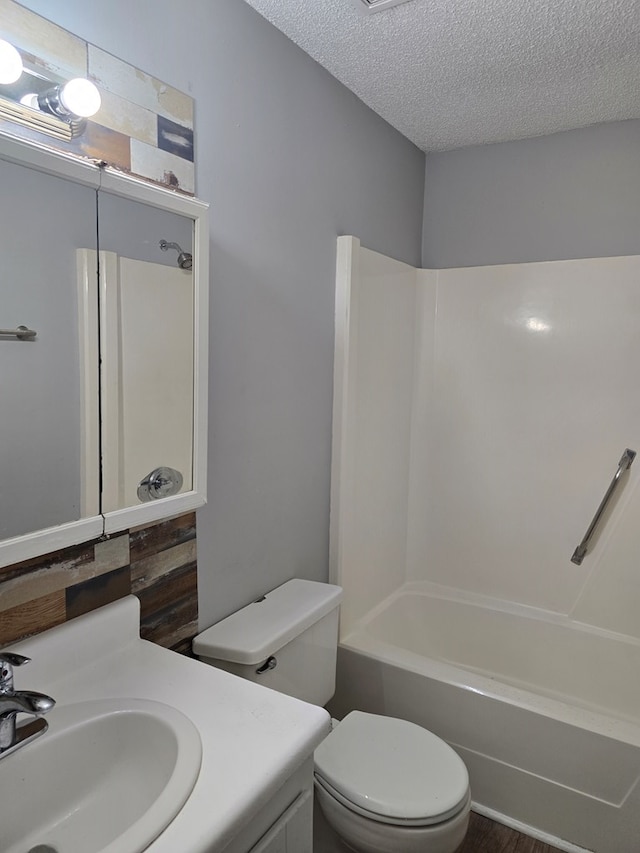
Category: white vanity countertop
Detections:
[{"x1": 10, "y1": 595, "x2": 331, "y2": 853}]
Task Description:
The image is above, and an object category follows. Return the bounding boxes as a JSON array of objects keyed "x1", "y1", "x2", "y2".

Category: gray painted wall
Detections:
[
  {"x1": 19, "y1": 0, "x2": 425, "y2": 626},
  {"x1": 423, "y1": 119, "x2": 640, "y2": 268}
]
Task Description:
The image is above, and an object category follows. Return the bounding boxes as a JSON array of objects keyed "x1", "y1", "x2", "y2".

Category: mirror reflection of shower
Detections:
[{"x1": 159, "y1": 238, "x2": 192, "y2": 270}]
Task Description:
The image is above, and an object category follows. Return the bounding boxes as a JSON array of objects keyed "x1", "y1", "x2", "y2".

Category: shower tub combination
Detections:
[
  {"x1": 330, "y1": 584, "x2": 640, "y2": 853},
  {"x1": 329, "y1": 238, "x2": 640, "y2": 853}
]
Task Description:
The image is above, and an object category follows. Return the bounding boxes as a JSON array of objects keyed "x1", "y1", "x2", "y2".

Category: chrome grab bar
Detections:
[
  {"x1": 571, "y1": 448, "x2": 636, "y2": 565},
  {"x1": 0, "y1": 325, "x2": 37, "y2": 340}
]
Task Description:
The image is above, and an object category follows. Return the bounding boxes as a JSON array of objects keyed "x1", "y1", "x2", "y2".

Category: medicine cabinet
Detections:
[{"x1": 0, "y1": 134, "x2": 209, "y2": 568}]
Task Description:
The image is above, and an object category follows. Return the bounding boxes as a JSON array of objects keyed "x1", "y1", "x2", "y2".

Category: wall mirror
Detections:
[{"x1": 0, "y1": 134, "x2": 208, "y2": 568}]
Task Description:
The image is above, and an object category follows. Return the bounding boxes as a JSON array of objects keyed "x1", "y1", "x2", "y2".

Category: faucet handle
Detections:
[{"x1": 0, "y1": 653, "x2": 30, "y2": 693}]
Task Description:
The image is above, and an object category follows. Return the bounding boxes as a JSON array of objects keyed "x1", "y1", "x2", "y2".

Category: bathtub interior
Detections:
[{"x1": 344, "y1": 584, "x2": 640, "y2": 725}]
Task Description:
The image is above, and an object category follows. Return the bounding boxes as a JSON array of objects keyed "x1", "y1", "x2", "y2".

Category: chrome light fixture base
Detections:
[
  {"x1": 0, "y1": 95, "x2": 86, "y2": 139},
  {"x1": 0, "y1": 46, "x2": 99, "y2": 140}
]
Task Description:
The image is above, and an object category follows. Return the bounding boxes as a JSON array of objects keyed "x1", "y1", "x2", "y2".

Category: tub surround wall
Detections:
[
  {"x1": 0, "y1": 512, "x2": 197, "y2": 654},
  {"x1": 331, "y1": 239, "x2": 424, "y2": 633},
  {"x1": 334, "y1": 238, "x2": 640, "y2": 640},
  {"x1": 409, "y1": 256, "x2": 640, "y2": 622}
]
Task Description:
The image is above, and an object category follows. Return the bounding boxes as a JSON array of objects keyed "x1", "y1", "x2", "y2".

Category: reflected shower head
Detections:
[{"x1": 159, "y1": 239, "x2": 193, "y2": 270}]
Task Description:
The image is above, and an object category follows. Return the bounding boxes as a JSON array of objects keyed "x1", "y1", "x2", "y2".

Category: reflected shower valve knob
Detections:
[{"x1": 137, "y1": 467, "x2": 184, "y2": 502}]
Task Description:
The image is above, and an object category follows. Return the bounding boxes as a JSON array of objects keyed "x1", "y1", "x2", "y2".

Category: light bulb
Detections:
[
  {"x1": 19, "y1": 93, "x2": 39, "y2": 109},
  {"x1": 0, "y1": 39, "x2": 23, "y2": 85},
  {"x1": 59, "y1": 78, "x2": 101, "y2": 118}
]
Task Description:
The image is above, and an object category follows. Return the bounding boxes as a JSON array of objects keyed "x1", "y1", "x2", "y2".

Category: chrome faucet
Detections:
[{"x1": 0, "y1": 652, "x2": 55, "y2": 757}]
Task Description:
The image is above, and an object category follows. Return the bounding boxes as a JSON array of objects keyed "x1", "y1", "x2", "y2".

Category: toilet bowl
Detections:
[
  {"x1": 192, "y1": 580, "x2": 470, "y2": 853},
  {"x1": 314, "y1": 711, "x2": 470, "y2": 853}
]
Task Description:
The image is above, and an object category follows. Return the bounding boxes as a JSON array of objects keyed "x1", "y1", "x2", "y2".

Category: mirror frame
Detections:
[{"x1": 0, "y1": 131, "x2": 209, "y2": 568}]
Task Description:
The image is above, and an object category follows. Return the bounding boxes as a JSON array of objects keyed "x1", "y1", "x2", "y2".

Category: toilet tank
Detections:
[{"x1": 193, "y1": 579, "x2": 343, "y2": 706}]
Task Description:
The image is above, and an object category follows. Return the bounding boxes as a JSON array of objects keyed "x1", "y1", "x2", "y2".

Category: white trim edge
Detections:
[{"x1": 471, "y1": 803, "x2": 595, "y2": 853}]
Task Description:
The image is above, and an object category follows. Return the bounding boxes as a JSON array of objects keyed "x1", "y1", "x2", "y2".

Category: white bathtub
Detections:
[{"x1": 330, "y1": 584, "x2": 640, "y2": 853}]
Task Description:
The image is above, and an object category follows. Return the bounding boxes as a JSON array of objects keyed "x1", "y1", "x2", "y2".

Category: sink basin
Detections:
[{"x1": 1, "y1": 698, "x2": 202, "y2": 853}]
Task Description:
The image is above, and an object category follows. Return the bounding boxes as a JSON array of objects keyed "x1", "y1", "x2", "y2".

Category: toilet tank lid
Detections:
[{"x1": 193, "y1": 579, "x2": 343, "y2": 664}]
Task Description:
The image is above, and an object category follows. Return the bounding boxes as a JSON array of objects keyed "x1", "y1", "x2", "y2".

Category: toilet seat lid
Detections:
[{"x1": 314, "y1": 711, "x2": 469, "y2": 823}]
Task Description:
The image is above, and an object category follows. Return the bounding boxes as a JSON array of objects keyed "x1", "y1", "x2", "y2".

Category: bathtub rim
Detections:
[
  {"x1": 371, "y1": 580, "x2": 640, "y2": 647},
  {"x1": 340, "y1": 582, "x2": 640, "y2": 748}
]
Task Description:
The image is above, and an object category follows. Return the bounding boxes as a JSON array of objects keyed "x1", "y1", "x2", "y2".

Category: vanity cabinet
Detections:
[
  {"x1": 248, "y1": 789, "x2": 312, "y2": 853},
  {"x1": 219, "y1": 758, "x2": 314, "y2": 853},
  {"x1": 9, "y1": 597, "x2": 328, "y2": 853}
]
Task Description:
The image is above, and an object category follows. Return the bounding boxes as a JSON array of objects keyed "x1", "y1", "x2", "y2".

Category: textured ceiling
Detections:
[{"x1": 242, "y1": 0, "x2": 640, "y2": 151}]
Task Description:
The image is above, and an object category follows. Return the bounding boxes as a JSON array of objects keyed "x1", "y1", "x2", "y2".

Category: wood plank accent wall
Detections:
[{"x1": 0, "y1": 513, "x2": 197, "y2": 655}]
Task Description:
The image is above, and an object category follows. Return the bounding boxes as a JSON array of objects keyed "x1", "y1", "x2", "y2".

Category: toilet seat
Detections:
[
  {"x1": 314, "y1": 774, "x2": 470, "y2": 828},
  {"x1": 314, "y1": 711, "x2": 469, "y2": 827}
]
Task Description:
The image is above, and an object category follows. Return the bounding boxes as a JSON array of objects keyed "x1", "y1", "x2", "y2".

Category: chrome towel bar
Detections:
[
  {"x1": 571, "y1": 448, "x2": 636, "y2": 565},
  {"x1": 0, "y1": 325, "x2": 37, "y2": 340}
]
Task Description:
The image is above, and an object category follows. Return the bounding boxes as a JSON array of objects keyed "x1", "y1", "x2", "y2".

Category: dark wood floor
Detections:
[{"x1": 459, "y1": 812, "x2": 564, "y2": 853}]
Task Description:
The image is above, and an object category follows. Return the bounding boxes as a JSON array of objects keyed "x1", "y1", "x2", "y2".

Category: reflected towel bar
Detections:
[
  {"x1": 0, "y1": 325, "x2": 37, "y2": 340},
  {"x1": 571, "y1": 448, "x2": 636, "y2": 565}
]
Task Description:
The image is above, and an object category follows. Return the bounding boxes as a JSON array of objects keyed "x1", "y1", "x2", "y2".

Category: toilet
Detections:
[{"x1": 193, "y1": 579, "x2": 470, "y2": 853}]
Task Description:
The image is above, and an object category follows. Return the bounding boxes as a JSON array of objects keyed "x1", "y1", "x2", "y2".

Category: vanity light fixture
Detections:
[
  {"x1": 0, "y1": 38, "x2": 101, "y2": 139},
  {"x1": 37, "y1": 78, "x2": 102, "y2": 120}
]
